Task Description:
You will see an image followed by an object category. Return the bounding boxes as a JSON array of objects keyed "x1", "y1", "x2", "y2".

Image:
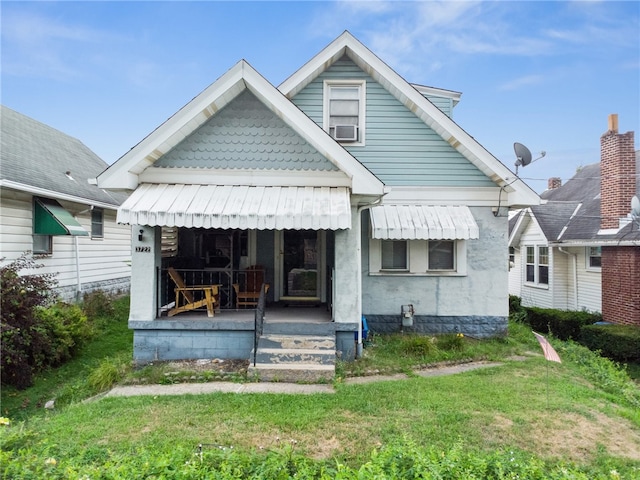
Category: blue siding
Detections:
[
  {"x1": 157, "y1": 90, "x2": 338, "y2": 171},
  {"x1": 291, "y1": 57, "x2": 494, "y2": 187}
]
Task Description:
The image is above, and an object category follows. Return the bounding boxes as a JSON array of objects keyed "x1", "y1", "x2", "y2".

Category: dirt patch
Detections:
[
  {"x1": 492, "y1": 410, "x2": 640, "y2": 462},
  {"x1": 164, "y1": 358, "x2": 249, "y2": 374}
]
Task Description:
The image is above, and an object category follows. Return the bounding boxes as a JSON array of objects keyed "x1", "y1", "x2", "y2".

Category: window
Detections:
[
  {"x1": 509, "y1": 247, "x2": 515, "y2": 265},
  {"x1": 381, "y1": 240, "x2": 407, "y2": 270},
  {"x1": 91, "y1": 208, "x2": 103, "y2": 238},
  {"x1": 587, "y1": 246, "x2": 601, "y2": 269},
  {"x1": 33, "y1": 235, "x2": 52, "y2": 254},
  {"x1": 370, "y1": 238, "x2": 467, "y2": 276},
  {"x1": 324, "y1": 80, "x2": 365, "y2": 144},
  {"x1": 525, "y1": 246, "x2": 535, "y2": 282},
  {"x1": 428, "y1": 240, "x2": 455, "y2": 270},
  {"x1": 525, "y1": 245, "x2": 549, "y2": 286},
  {"x1": 538, "y1": 246, "x2": 549, "y2": 285}
]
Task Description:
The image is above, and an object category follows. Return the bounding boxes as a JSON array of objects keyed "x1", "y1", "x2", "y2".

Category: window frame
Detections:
[
  {"x1": 586, "y1": 246, "x2": 602, "y2": 271},
  {"x1": 323, "y1": 80, "x2": 366, "y2": 146},
  {"x1": 380, "y1": 240, "x2": 408, "y2": 271},
  {"x1": 33, "y1": 234, "x2": 53, "y2": 255},
  {"x1": 524, "y1": 245, "x2": 549, "y2": 287},
  {"x1": 91, "y1": 207, "x2": 104, "y2": 239},
  {"x1": 370, "y1": 238, "x2": 467, "y2": 276}
]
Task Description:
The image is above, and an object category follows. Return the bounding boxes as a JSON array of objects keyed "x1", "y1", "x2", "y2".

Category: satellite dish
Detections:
[
  {"x1": 514, "y1": 142, "x2": 532, "y2": 167},
  {"x1": 631, "y1": 195, "x2": 640, "y2": 217}
]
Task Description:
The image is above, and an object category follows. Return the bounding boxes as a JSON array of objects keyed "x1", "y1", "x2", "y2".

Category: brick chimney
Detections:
[
  {"x1": 600, "y1": 114, "x2": 636, "y2": 229},
  {"x1": 547, "y1": 177, "x2": 562, "y2": 190}
]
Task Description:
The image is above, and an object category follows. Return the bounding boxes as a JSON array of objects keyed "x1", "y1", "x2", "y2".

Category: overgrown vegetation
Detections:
[
  {"x1": 580, "y1": 324, "x2": 640, "y2": 362},
  {"x1": 1, "y1": 293, "x2": 639, "y2": 478},
  {"x1": 1, "y1": 253, "x2": 58, "y2": 389}
]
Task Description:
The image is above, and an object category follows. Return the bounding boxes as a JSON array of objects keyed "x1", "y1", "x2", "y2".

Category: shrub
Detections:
[
  {"x1": 1, "y1": 253, "x2": 57, "y2": 389},
  {"x1": 33, "y1": 302, "x2": 91, "y2": 366},
  {"x1": 524, "y1": 307, "x2": 600, "y2": 341},
  {"x1": 509, "y1": 294, "x2": 522, "y2": 314},
  {"x1": 579, "y1": 324, "x2": 640, "y2": 362},
  {"x1": 81, "y1": 290, "x2": 114, "y2": 319}
]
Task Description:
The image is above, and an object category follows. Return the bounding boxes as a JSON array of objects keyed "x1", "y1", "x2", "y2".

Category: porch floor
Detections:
[{"x1": 158, "y1": 304, "x2": 332, "y2": 324}]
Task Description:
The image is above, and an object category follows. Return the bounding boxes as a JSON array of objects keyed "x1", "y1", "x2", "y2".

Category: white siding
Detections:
[
  {"x1": 508, "y1": 248, "x2": 521, "y2": 297},
  {"x1": 551, "y1": 249, "x2": 569, "y2": 310},
  {"x1": 0, "y1": 188, "x2": 131, "y2": 298},
  {"x1": 576, "y1": 248, "x2": 602, "y2": 312},
  {"x1": 518, "y1": 219, "x2": 553, "y2": 309}
]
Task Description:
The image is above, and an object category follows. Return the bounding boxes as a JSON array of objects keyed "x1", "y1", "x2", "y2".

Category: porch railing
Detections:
[
  {"x1": 253, "y1": 283, "x2": 267, "y2": 367},
  {"x1": 158, "y1": 267, "x2": 266, "y2": 313}
]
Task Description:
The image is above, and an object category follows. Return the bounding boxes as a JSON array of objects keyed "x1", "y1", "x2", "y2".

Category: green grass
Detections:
[
  {"x1": 2, "y1": 298, "x2": 639, "y2": 478},
  {"x1": 0, "y1": 296, "x2": 132, "y2": 421}
]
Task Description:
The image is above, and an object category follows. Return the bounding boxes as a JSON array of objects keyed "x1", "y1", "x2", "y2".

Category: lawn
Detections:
[{"x1": 2, "y1": 297, "x2": 639, "y2": 478}]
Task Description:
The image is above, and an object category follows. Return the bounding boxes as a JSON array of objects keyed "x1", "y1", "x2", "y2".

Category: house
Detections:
[
  {"x1": 0, "y1": 105, "x2": 131, "y2": 302},
  {"x1": 96, "y1": 31, "x2": 539, "y2": 370},
  {"x1": 509, "y1": 114, "x2": 639, "y2": 326}
]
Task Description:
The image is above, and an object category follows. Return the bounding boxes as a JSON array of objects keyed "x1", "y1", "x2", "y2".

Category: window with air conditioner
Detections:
[{"x1": 324, "y1": 80, "x2": 365, "y2": 144}]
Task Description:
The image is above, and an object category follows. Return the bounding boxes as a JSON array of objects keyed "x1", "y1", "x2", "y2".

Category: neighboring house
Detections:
[
  {"x1": 509, "y1": 114, "x2": 639, "y2": 326},
  {"x1": 96, "y1": 31, "x2": 539, "y2": 365},
  {"x1": 0, "y1": 105, "x2": 131, "y2": 302}
]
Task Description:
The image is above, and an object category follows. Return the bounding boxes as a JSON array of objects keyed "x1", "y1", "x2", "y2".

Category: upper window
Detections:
[
  {"x1": 587, "y1": 246, "x2": 601, "y2": 270},
  {"x1": 324, "y1": 81, "x2": 366, "y2": 145},
  {"x1": 525, "y1": 245, "x2": 549, "y2": 286},
  {"x1": 91, "y1": 208, "x2": 104, "y2": 238}
]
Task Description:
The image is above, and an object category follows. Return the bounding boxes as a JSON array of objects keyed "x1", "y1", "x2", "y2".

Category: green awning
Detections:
[{"x1": 34, "y1": 198, "x2": 88, "y2": 236}]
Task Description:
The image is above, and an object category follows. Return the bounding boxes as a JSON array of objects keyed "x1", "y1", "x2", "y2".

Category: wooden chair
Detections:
[
  {"x1": 232, "y1": 265, "x2": 269, "y2": 309},
  {"x1": 167, "y1": 267, "x2": 220, "y2": 318}
]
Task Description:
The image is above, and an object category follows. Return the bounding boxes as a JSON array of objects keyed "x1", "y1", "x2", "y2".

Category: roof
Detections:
[
  {"x1": 0, "y1": 105, "x2": 126, "y2": 208},
  {"x1": 96, "y1": 60, "x2": 384, "y2": 197},
  {"x1": 278, "y1": 31, "x2": 539, "y2": 208},
  {"x1": 511, "y1": 153, "x2": 640, "y2": 245}
]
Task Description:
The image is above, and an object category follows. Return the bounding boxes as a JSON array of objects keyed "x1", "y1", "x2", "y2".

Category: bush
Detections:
[
  {"x1": 33, "y1": 302, "x2": 91, "y2": 366},
  {"x1": 509, "y1": 294, "x2": 522, "y2": 314},
  {"x1": 81, "y1": 290, "x2": 114, "y2": 319},
  {"x1": 524, "y1": 307, "x2": 600, "y2": 341},
  {"x1": 579, "y1": 324, "x2": 640, "y2": 362},
  {"x1": 1, "y1": 253, "x2": 57, "y2": 389}
]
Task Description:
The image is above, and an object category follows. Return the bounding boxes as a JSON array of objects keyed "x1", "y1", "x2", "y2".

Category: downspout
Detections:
[
  {"x1": 558, "y1": 247, "x2": 578, "y2": 310},
  {"x1": 355, "y1": 197, "x2": 384, "y2": 358},
  {"x1": 73, "y1": 206, "x2": 92, "y2": 303}
]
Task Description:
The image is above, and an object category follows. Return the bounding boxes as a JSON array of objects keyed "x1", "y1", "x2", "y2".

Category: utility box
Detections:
[{"x1": 401, "y1": 304, "x2": 414, "y2": 327}]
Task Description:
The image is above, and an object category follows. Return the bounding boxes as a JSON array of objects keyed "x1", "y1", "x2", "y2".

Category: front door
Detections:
[{"x1": 280, "y1": 230, "x2": 322, "y2": 302}]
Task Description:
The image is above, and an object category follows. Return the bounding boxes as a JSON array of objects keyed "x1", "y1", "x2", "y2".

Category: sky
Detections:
[{"x1": 2, "y1": 1, "x2": 639, "y2": 193}]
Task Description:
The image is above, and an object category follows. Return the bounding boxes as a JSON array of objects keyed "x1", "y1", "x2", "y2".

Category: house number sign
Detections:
[{"x1": 135, "y1": 246, "x2": 151, "y2": 252}]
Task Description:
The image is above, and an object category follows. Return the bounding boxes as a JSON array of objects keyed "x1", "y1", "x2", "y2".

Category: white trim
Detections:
[
  {"x1": 383, "y1": 186, "x2": 502, "y2": 206},
  {"x1": 278, "y1": 31, "x2": 539, "y2": 208},
  {"x1": 0, "y1": 180, "x2": 120, "y2": 210},
  {"x1": 97, "y1": 60, "x2": 384, "y2": 197},
  {"x1": 139, "y1": 167, "x2": 351, "y2": 187},
  {"x1": 323, "y1": 79, "x2": 366, "y2": 146},
  {"x1": 369, "y1": 238, "x2": 467, "y2": 276}
]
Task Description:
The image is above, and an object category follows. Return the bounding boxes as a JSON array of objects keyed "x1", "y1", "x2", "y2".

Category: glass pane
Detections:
[
  {"x1": 526, "y1": 265, "x2": 535, "y2": 282},
  {"x1": 428, "y1": 240, "x2": 454, "y2": 270},
  {"x1": 539, "y1": 266, "x2": 549, "y2": 285},
  {"x1": 33, "y1": 235, "x2": 52, "y2": 254},
  {"x1": 381, "y1": 240, "x2": 407, "y2": 269},
  {"x1": 91, "y1": 209, "x2": 103, "y2": 237},
  {"x1": 526, "y1": 246, "x2": 535, "y2": 264},
  {"x1": 330, "y1": 99, "x2": 359, "y2": 116},
  {"x1": 538, "y1": 247, "x2": 548, "y2": 266},
  {"x1": 589, "y1": 256, "x2": 602, "y2": 268},
  {"x1": 331, "y1": 87, "x2": 359, "y2": 99},
  {"x1": 283, "y1": 230, "x2": 318, "y2": 297}
]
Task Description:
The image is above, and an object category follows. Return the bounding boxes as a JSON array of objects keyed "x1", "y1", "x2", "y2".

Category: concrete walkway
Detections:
[{"x1": 104, "y1": 360, "x2": 505, "y2": 398}]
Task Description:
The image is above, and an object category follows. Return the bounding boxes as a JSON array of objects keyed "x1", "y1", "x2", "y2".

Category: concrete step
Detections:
[
  {"x1": 250, "y1": 333, "x2": 336, "y2": 383},
  {"x1": 262, "y1": 321, "x2": 335, "y2": 336}
]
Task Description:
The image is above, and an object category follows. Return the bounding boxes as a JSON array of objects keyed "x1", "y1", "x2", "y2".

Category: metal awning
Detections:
[
  {"x1": 370, "y1": 205, "x2": 479, "y2": 240},
  {"x1": 33, "y1": 197, "x2": 88, "y2": 236},
  {"x1": 117, "y1": 184, "x2": 352, "y2": 230}
]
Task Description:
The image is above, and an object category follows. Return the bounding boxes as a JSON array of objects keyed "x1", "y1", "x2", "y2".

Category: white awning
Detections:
[
  {"x1": 370, "y1": 205, "x2": 479, "y2": 240},
  {"x1": 117, "y1": 184, "x2": 352, "y2": 230}
]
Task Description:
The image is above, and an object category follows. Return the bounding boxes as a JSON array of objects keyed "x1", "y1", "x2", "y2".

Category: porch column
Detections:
[
  {"x1": 129, "y1": 225, "x2": 161, "y2": 321},
  {"x1": 333, "y1": 206, "x2": 361, "y2": 325}
]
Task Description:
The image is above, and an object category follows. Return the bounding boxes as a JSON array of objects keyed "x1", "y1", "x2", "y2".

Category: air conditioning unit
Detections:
[{"x1": 333, "y1": 125, "x2": 358, "y2": 142}]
